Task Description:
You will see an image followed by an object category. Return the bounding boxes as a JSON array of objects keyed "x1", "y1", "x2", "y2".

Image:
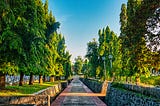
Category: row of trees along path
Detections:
[
  {"x1": 74, "y1": 0, "x2": 160, "y2": 85},
  {"x1": 0, "y1": 0, "x2": 72, "y2": 88},
  {"x1": 0, "y1": 0, "x2": 160, "y2": 89}
]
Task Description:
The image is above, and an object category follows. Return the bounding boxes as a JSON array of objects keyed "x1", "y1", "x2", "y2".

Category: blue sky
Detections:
[{"x1": 45, "y1": 0, "x2": 127, "y2": 62}]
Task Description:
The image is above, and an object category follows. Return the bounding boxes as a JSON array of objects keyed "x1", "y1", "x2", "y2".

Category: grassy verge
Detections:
[
  {"x1": 140, "y1": 75, "x2": 160, "y2": 86},
  {"x1": 111, "y1": 75, "x2": 160, "y2": 86},
  {"x1": 0, "y1": 82, "x2": 57, "y2": 96}
]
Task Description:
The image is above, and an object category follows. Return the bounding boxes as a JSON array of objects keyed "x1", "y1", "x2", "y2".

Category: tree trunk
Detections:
[
  {"x1": 135, "y1": 76, "x2": 140, "y2": 85},
  {"x1": 43, "y1": 75, "x2": 46, "y2": 82},
  {"x1": 120, "y1": 75, "x2": 122, "y2": 81},
  {"x1": 111, "y1": 72, "x2": 115, "y2": 82},
  {"x1": 129, "y1": 76, "x2": 132, "y2": 83},
  {"x1": 39, "y1": 75, "x2": 43, "y2": 84},
  {"x1": 155, "y1": 67, "x2": 158, "y2": 75},
  {"x1": 19, "y1": 72, "x2": 24, "y2": 86},
  {"x1": 126, "y1": 76, "x2": 128, "y2": 83},
  {"x1": 29, "y1": 72, "x2": 34, "y2": 85},
  {"x1": 65, "y1": 63, "x2": 69, "y2": 79},
  {"x1": 0, "y1": 72, "x2": 5, "y2": 89},
  {"x1": 50, "y1": 75, "x2": 54, "y2": 82}
]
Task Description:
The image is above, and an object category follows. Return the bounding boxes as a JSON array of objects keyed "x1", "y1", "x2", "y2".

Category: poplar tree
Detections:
[
  {"x1": 74, "y1": 56, "x2": 83, "y2": 74},
  {"x1": 119, "y1": 3, "x2": 130, "y2": 81},
  {"x1": 86, "y1": 38, "x2": 98, "y2": 78}
]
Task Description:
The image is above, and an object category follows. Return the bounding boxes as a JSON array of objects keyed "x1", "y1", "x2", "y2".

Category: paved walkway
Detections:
[{"x1": 51, "y1": 77, "x2": 106, "y2": 106}]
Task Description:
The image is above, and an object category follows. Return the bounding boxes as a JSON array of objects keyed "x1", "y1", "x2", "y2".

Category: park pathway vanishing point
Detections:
[{"x1": 51, "y1": 76, "x2": 107, "y2": 106}]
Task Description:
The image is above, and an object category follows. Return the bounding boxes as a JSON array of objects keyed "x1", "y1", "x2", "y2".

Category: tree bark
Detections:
[
  {"x1": 39, "y1": 75, "x2": 43, "y2": 84},
  {"x1": 43, "y1": 75, "x2": 46, "y2": 82},
  {"x1": 120, "y1": 75, "x2": 122, "y2": 81},
  {"x1": 129, "y1": 76, "x2": 132, "y2": 83},
  {"x1": 135, "y1": 76, "x2": 140, "y2": 85},
  {"x1": 29, "y1": 72, "x2": 34, "y2": 85},
  {"x1": 19, "y1": 72, "x2": 24, "y2": 86},
  {"x1": 65, "y1": 63, "x2": 69, "y2": 79},
  {"x1": 50, "y1": 75, "x2": 54, "y2": 82},
  {"x1": 0, "y1": 72, "x2": 5, "y2": 89},
  {"x1": 111, "y1": 72, "x2": 115, "y2": 82},
  {"x1": 126, "y1": 76, "x2": 128, "y2": 83}
]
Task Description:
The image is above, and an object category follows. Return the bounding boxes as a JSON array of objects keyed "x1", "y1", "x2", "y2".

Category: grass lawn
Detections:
[
  {"x1": 140, "y1": 75, "x2": 160, "y2": 86},
  {"x1": 0, "y1": 81, "x2": 57, "y2": 96},
  {"x1": 112, "y1": 75, "x2": 160, "y2": 87}
]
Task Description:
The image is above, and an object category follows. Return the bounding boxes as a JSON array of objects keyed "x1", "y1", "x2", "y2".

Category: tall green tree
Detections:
[
  {"x1": 86, "y1": 38, "x2": 98, "y2": 78},
  {"x1": 31, "y1": 0, "x2": 47, "y2": 84},
  {"x1": 56, "y1": 34, "x2": 66, "y2": 77},
  {"x1": 0, "y1": 0, "x2": 26, "y2": 87},
  {"x1": 125, "y1": 0, "x2": 142, "y2": 84},
  {"x1": 45, "y1": 32, "x2": 59, "y2": 82},
  {"x1": 123, "y1": 0, "x2": 160, "y2": 84},
  {"x1": 82, "y1": 59, "x2": 88, "y2": 75},
  {"x1": 16, "y1": 0, "x2": 39, "y2": 86},
  {"x1": 120, "y1": 4, "x2": 127, "y2": 37},
  {"x1": 0, "y1": 0, "x2": 70, "y2": 88},
  {"x1": 74, "y1": 56, "x2": 83, "y2": 74},
  {"x1": 63, "y1": 51, "x2": 72, "y2": 79},
  {"x1": 142, "y1": 0, "x2": 160, "y2": 72},
  {"x1": 98, "y1": 26, "x2": 121, "y2": 80},
  {"x1": 119, "y1": 3, "x2": 130, "y2": 81},
  {"x1": 43, "y1": 0, "x2": 70, "y2": 81}
]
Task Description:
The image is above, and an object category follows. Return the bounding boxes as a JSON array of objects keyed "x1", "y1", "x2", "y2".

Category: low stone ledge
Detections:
[
  {"x1": 34, "y1": 83, "x2": 61, "y2": 96},
  {"x1": 105, "y1": 87, "x2": 160, "y2": 106},
  {"x1": 0, "y1": 95, "x2": 48, "y2": 106},
  {"x1": 123, "y1": 84, "x2": 160, "y2": 98},
  {"x1": 0, "y1": 83, "x2": 62, "y2": 106},
  {"x1": 80, "y1": 78, "x2": 160, "y2": 106},
  {"x1": 80, "y1": 78, "x2": 102, "y2": 93}
]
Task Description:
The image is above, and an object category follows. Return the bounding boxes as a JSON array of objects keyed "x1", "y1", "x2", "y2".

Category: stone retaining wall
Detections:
[
  {"x1": 80, "y1": 78, "x2": 160, "y2": 106},
  {"x1": 80, "y1": 78, "x2": 102, "y2": 93},
  {"x1": 0, "y1": 83, "x2": 62, "y2": 106},
  {"x1": 122, "y1": 84, "x2": 160, "y2": 98},
  {"x1": 0, "y1": 95, "x2": 49, "y2": 106},
  {"x1": 105, "y1": 87, "x2": 160, "y2": 106},
  {"x1": 34, "y1": 83, "x2": 61, "y2": 96}
]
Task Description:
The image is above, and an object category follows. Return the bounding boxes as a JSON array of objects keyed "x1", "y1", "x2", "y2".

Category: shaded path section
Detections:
[{"x1": 51, "y1": 77, "x2": 106, "y2": 106}]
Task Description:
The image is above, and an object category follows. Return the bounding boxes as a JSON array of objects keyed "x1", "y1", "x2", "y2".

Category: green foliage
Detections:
[
  {"x1": 85, "y1": 26, "x2": 122, "y2": 80},
  {"x1": 120, "y1": 3, "x2": 127, "y2": 37},
  {"x1": 85, "y1": 0, "x2": 159, "y2": 85},
  {"x1": 117, "y1": 0, "x2": 160, "y2": 84},
  {"x1": 0, "y1": 0, "x2": 72, "y2": 87},
  {"x1": 82, "y1": 59, "x2": 89, "y2": 77},
  {"x1": 141, "y1": 76, "x2": 160, "y2": 86},
  {"x1": 74, "y1": 56, "x2": 83, "y2": 74},
  {"x1": 63, "y1": 51, "x2": 72, "y2": 78},
  {"x1": 86, "y1": 38, "x2": 99, "y2": 78},
  {"x1": 97, "y1": 26, "x2": 122, "y2": 79}
]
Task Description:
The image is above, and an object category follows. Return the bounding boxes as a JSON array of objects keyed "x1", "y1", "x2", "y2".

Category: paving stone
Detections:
[{"x1": 51, "y1": 76, "x2": 106, "y2": 106}]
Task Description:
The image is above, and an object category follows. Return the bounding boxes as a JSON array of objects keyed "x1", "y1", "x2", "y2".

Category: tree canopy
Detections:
[
  {"x1": 0, "y1": 0, "x2": 72, "y2": 87},
  {"x1": 84, "y1": 0, "x2": 160, "y2": 84}
]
